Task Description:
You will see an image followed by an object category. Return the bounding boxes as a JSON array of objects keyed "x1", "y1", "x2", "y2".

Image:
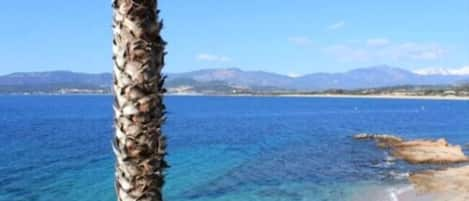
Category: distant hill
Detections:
[
  {"x1": 0, "y1": 71, "x2": 112, "y2": 94},
  {"x1": 1, "y1": 65, "x2": 469, "y2": 94},
  {"x1": 294, "y1": 66, "x2": 469, "y2": 90},
  {"x1": 167, "y1": 65, "x2": 469, "y2": 90},
  {"x1": 168, "y1": 68, "x2": 293, "y2": 90},
  {"x1": 0, "y1": 71, "x2": 111, "y2": 86}
]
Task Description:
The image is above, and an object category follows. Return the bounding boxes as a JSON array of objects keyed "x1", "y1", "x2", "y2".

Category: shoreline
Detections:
[
  {"x1": 275, "y1": 94, "x2": 469, "y2": 101},
  {"x1": 354, "y1": 184, "x2": 441, "y2": 201},
  {"x1": 2, "y1": 93, "x2": 469, "y2": 101},
  {"x1": 167, "y1": 93, "x2": 469, "y2": 101},
  {"x1": 353, "y1": 133, "x2": 469, "y2": 201},
  {"x1": 177, "y1": 93, "x2": 469, "y2": 101}
]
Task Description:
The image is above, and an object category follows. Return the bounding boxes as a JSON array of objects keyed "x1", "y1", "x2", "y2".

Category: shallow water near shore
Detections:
[{"x1": 1, "y1": 95, "x2": 469, "y2": 201}]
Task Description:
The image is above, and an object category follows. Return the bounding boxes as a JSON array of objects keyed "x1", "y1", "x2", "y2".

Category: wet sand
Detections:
[{"x1": 354, "y1": 184, "x2": 443, "y2": 201}]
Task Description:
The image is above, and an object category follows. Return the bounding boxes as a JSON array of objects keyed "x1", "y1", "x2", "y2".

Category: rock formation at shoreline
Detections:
[
  {"x1": 409, "y1": 166, "x2": 469, "y2": 201},
  {"x1": 354, "y1": 133, "x2": 469, "y2": 201},
  {"x1": 353, "y1": 133, "x2": 403, "y2": 148},
  {"x1": 353, "y1": 133, "x2": 469, "y2": 164}
]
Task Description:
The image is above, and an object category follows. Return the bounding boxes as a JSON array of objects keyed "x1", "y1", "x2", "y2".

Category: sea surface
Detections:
[{"x1": 1, "y1": 95, "x2": 469, "y2": 201}]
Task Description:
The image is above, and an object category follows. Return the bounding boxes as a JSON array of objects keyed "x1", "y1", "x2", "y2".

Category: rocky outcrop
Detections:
[
  {"x1": 409, "y1": 166, "x2": 469, "y2": 201},
  {"x1": 353, "y1": 133, "x2": 469, "y2": 164},
  {"x1": 393, "y1": 139, "x2": 468, "y2": 164},
  {"x1": 353, "y1": 133, "x2": 403, "y2": 148},
  {"x1": 354, "y1": 133, "x2": 469, "y2": 200}
]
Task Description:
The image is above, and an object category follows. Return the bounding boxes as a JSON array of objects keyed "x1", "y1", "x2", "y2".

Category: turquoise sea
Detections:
[{"x1": 1, "y1": 95, "x2": 469, "y2": 201}]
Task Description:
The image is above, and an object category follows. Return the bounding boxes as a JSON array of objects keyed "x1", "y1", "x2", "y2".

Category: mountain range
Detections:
[
  {"x1": 168, "y1": 65, "x2": 469, "y2": 91},
  {"x1": 1, "y1": 65, "x2": 469, "y2": 94}
]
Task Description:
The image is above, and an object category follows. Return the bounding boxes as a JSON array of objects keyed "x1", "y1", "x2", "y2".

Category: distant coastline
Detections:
[
  {"x1": 2, "y1": 68, "x2": 469, "y2": 100},
  {"x1": 2, "y1": 92, "x2": 469, "y2": 101},
  {"x1": 275, "y1": 94, "x2": 469, "y2": 101},
  {"x1": 166, "y1": 92, "x2": 469, "y2": 101}
]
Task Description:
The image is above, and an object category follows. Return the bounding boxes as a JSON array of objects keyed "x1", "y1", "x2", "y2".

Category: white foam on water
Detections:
[
  {"x1": 372, "y1": 161, "x2": 395, "y2": 168},
  {"x1": 386, "y1": 185, "x2": 414, "y2": 201},
  {"x1": 389, "y1": 171, "x2": 410, "y2": 180},
  {"x1": 385, "y1": 155, "x2": 396, "y2": 162},
  {"x1": 371, "y1": 152, "x2": 398, "y2": 169}
]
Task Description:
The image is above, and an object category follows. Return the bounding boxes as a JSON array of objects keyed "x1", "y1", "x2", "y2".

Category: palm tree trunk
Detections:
[{"x1": 112, "y1": 0, "x2": 167, "y2": 201}]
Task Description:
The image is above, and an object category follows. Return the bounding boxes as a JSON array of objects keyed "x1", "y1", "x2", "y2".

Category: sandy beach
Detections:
[
  {"x1": 277, "y1": 94, "x2": 469, "y2": 101},
  {"x1": 167, "y1": 93, "x2": 469, "y2": 101},
  {"x1": 360, "y1": 185, "x2": 469, "y2": 201},
  {"x1": 353, "y1": 184, "x2": 444, "y2": 201}
]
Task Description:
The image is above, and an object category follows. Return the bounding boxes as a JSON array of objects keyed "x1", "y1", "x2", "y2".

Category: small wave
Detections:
[
  {"x1": 386, "y1": 185, "x2": 414, "y2": 201},
  {"x1": 389, "y1": 171, "x2": 410, "y2": 180},
  {"x1": 372, "y1": 160, "x2": 395, "y2": 168},
  {"x1": 385, "y1": 155, "x2": 396, "y2": 162},
  {"x1": 372, "y1": 153, "x2": 396, "y2": 168}
]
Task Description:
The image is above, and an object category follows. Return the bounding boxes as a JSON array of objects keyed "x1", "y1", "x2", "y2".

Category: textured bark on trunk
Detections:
[{"x1": 112, "y1": 0, "x2": 167, "y2": 201}]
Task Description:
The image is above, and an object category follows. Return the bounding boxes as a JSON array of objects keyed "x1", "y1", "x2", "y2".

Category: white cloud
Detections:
[
  {"x1": 196, "y1": 53, "x2": 231, "y2": 62},
  {"x1": 324, "y1": 40, "x2": 446, "y2": 62},
  {"x1": 366, "y1": 38, "x2": 390, "y2": 47},
  {"x1": 287, "y1": 72, "x2": 303, "y2": 78},
  {"x1": 413, "y1": 66, "x2": 469, "y2": 75},
  {"x1": 392, "y1": 43, "x2": 446, "y2": 60},
  {"x1": 327, "y1": 21, "x2": 345, "y2": 30},
  {"x1": 450, "y1": 66, "x2": 469, "y2": 75},
  {"x1": 288, "y1": 36, "x2": 313, "y2": 46}
]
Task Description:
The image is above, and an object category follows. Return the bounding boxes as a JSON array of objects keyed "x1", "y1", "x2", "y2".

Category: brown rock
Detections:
[
  {"x1": 409, "y1": 166, "x2": 469, "y2": 201},
  {"x1": 354, "y1": 133, "x2": 469, "y2": 200},
  {"x1": 393, "y1": 139, "x2": 468, "y2": 164},
  {"x1": 353, "y1": 133, "x2": 469, "y2": 164},
  {"x1": 353, "y1": 133, "x2": 403, "y2": 147}
]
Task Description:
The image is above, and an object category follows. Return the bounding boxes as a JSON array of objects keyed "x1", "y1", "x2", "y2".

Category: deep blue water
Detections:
[{"x1": 1, "y1": 95, "x2": 468, "y2": 201}]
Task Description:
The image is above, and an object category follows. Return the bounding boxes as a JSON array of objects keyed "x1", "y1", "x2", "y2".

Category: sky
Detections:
[{"x1": 0, "y1": 0, "x2": 468, "y2": 76}]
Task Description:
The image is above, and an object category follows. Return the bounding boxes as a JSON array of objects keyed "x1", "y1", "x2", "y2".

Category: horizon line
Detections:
[{"x1": 2, "y1": 64, "x2": 469, "y2": 77}]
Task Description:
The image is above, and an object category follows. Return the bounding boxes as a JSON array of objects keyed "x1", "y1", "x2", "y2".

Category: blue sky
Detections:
[{"x1": 0, "y1": 0, "x2": 468, "y2": 76}]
